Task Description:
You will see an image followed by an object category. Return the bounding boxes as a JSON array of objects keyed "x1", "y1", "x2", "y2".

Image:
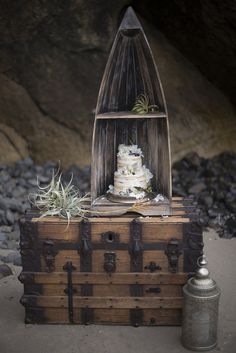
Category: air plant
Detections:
[
  {"x1": 29, "y1": 171, "x2": 91, "y2": 226},
  {"x1": 132, "y1": 93, "x2": 159, "y2": 115}
]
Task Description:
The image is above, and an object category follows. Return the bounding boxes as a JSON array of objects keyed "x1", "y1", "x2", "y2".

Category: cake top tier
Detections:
[{"x1": 117, "y1": 144, "x2": 143, "y2": 158}]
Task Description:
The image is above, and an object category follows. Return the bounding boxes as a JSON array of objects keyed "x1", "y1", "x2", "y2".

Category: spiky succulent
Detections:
[
  {"x1": 29, "y1": 171, "x2": 91, "y2": 225},
  {"x1": 132, "y1": 94, "x2": 159, "y2": 115}
]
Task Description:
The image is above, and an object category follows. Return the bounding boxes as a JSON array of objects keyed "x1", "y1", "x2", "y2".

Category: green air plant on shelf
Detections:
[{"x1": 132, "y1": 93, "x2": 159, "y2": 114}]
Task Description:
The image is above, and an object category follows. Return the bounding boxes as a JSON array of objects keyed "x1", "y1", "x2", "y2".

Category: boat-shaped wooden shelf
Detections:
[{"x1": 91, "y1": 7, "x2": 172, "y2": 216}]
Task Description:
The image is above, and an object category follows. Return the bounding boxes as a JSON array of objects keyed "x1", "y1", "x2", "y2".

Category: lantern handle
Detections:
[{"x1": 197, "y1": 255, "x2": 207, "y2": 268}]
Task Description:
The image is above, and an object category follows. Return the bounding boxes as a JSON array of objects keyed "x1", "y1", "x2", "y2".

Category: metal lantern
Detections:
[{"x1": 182, "y1": 255, "x2": 220, "y2": 351}]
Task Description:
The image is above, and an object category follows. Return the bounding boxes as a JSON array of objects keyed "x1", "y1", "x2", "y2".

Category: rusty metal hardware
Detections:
[
  {"x1": 101, "y1": 231, "x2": 120, "y2": 243},
  {"x1": 20, "y1": 295, "x2": 38, "y2": 307},
  {"x1": 165, "y1": 238, "x2": 182, "y2": 273},
  {"x1": 104, "y1": 252, "x2": 116, "y2": 274},
  {"x1": 129, "y1": 219, "x2": 143, "y2": 271},
  {"x1": 145, "y1": 287, "x2": 161, "y2": 294},
  {"x1": 79, "y1": 220, "x2": 93, "y2": 324},
  {"x1": 63, "y1": 261, "x2": 76, "y2": 324},
  {"x1": 81, "y1": 306, "x2": 93, "y2": 325},
  {"x1": 25, "y1": 307, "x2": 46, "y2": 324},
  {"x1": 42, "y1": 240, "x2": 58, "y2": 272},
  {"x1": 80, "y1": 219, "x2": 92, "y2": 271},
  {"x1": 18, "y1": 272, "x2": 35, "y2": 284},
  {"x1": 144, "y1": 261, "x2": 162, "y2": 272},
  {"x1": 130, "y1": 308, "x2": 143, "y2": 327}
]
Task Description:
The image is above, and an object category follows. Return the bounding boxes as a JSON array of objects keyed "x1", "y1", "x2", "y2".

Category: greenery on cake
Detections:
[
  {"x1": 134, "y1": 185, "x2": 153, "y2": 193},
  {"x1": 132, "y1": 93, "x2": 159, "y2": 114}
]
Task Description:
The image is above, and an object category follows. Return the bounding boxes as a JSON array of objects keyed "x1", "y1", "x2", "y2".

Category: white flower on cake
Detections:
[
  {"x1": 117, "y1": 144, "x2": 143, "y2": 157},
  {"x1": 108, "y1": 144, "x2": 153, "y2": 199},
  {"x1": 142, "y1": 165, "x2": 153, "y2": 183}
]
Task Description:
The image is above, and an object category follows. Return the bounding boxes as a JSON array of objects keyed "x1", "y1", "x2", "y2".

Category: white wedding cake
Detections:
[{"x1": 108, "y1": 144, "x2": 153, "y2": 199}]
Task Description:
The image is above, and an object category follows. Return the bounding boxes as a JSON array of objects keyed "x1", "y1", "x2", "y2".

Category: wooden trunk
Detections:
[{"x1": 19, "y1": 197, "x2": 203, "y2": 326}]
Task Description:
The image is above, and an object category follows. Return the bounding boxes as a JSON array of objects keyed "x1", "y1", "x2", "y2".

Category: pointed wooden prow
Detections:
[{"x1": 119, "y1": 6, "x2": 142, "y2": 30}]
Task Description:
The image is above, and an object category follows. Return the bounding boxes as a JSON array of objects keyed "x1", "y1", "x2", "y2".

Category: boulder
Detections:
[
  {"x1": 133, "y1": 0, "x2": 236, "y2": 106},
  {"x1": 0, "y1": 2, "x2": 235, "y2": 166},
  {"x1": 0, "y1": 264, "x2": 13, "y2": 279},
  {"x1": 0, "y1": 123, "x2": 28, "y2": 164}
]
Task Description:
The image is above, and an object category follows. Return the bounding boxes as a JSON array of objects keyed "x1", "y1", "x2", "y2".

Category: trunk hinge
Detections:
[
  {"x1": 165, "y1": 238, "x2": 182, "y2": 273},
  {"x1": 43, "y1": 240, "x2": 58, "y2": 272}
]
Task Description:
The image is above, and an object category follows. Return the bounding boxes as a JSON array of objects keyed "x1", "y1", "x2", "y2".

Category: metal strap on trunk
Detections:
[
  {"x1": 129, "y1": 219, "x2": 143, "y2": 326},
  {"x1": 80, "y1": 219, "x2": 93, "y2": 324},
  {"x1": 63, "y1": 261, "x2": 76, "y2": 323}
]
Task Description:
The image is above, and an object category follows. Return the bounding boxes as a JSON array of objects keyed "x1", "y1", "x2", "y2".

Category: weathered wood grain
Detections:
[
  {"x1": 28, "y1": 307, "x2": 181, "y2": 325},
  {"x1": 23, "y1": 295, "x2": 183, "y2": 309},
  {"x1": 91, "y1": 7, "x2": 171, "y2": 207},
  {"x1": 41, "y1": 284, "x2": 182, "y2": 297},
  {"x1": 21, "y1": 272, "x2": 188, "y2": 285}
]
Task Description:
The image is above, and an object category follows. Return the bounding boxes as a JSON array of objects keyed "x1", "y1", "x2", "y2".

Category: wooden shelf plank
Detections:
[{"x1": 96, "y1": 111, "x2": 167, "y2": 120}]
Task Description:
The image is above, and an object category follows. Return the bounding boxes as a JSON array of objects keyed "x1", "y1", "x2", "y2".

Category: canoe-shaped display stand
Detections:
[{"x1": 91, "y1": 7, "x2": 172, "y2": 216}]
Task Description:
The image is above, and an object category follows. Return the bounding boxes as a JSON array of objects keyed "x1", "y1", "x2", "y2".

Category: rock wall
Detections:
[
  {"x1": 133, "y1": 0, "x2": 236, "y2": 106},
  {"x1": 0, "y1": 1, "x2": 235, "y2": 166}
]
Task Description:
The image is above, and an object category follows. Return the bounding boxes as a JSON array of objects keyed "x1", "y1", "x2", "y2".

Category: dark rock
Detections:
[
  {"x1": 4, "y1": 240, "x2": 18, "y2": 250},
  {"x1": 7, "y1": 198, "x2": 25, "y2": 213},
  {"x1": 37, "y1": 175, "x2": 50, "y2": 184},
  {"x1": 0, "y1": 171, "x2": 10, "y2": 183},
  {"x1": 13, "y1": 255, "x2": 22, "y2": 266},
  {"x1": 188, "y1": 182, "x2": 206, "y2": 194},
  {"x1": 28, "y1": 179, "x2": 38, "y2": 187},
  {"x1": 2, "y1": 251, "x2": 20, "y2": 264},
  {"x1": 23, "y1": 171, "x2": 34, "y2": 179},
  {"x1": 183, "y1": 152, "x2": 202, "y2": 168},
  {"x1": 0, "y1": 209, "x2": 7, "y2": 224},
  {"x1": 203, "y1": 196, "x2": 214, "y2": 208},
  {"x1": 0, "y1": 225, "x2": 13, "y2": 233},
  {"x1": 5, "y1": 209, "x2": 15, "y2": 225},
  {"x1": 0, "y1": 241, "x2": 8, "y2": 249},
  {"x1": 0, "y1": 264, "x2": 13, "y2": 279},
  {"x1": 12, "y1": 186, "x2": 26, "y2": 198},
  {"x1": 225, "y1": 217, "x2": 236, "y2": 237},
  {"x1": 7, "y1": 231, "x2": 20, "y2": 241},
  {"x1": 16, "y1": 178, "x2": 28, "y2": 188},
  {"x1": 0, "y1": 195, "x2": 7, "y2": 210},
  {"x1": 173, "y1": 151, "x2": 236, "y2": 238},
  {"x1": 0, "y1": 231, "x2": 7, "y2": 242},
  {"x1": 22, "y1": 157, "x2": 34, "y2": 167}
]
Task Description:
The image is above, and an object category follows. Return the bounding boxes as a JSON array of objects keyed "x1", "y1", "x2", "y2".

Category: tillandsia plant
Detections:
[
  {"x1": 132, "y1": 93, "x2": 159, "y2": 114},
  {"x1": 29, "y1": 170, "x2": 91, "y2": 226}
]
